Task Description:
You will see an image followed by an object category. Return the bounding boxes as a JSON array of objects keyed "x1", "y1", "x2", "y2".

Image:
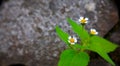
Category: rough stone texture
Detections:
[
  {"x1": 108, "y1": 21, "x2": 120, "y2": 44},
  {"x1": 109, "y1": 30, "x2": 120, "y2": 44},
  {"x1": 106, "y1": 21, "x2": 120, "y2": 66},
  {"x1": 89, "y1": 59, "x2": 111, "y2": 66},
  {"x1": 0, "y1": 0, "x2": 118, "y2": 66}
]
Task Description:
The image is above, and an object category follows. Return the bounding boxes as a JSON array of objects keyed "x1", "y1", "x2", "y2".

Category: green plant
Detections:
[{"x1": 55, "y1": 17, "x2": 118, "y2": 66}]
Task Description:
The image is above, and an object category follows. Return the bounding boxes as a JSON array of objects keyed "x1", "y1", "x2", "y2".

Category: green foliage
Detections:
[
  {"x1": 58, "y1": 49, "x2": 89, "y2": 66},
  {"x1": 98, "y1": 51, "x2": 115, "y2": 66},
  {"x1": 88, "y1": 36, "x2": 118, "y2": 66},
  {"x1": 89, "y1": 36, "x2": 118, "y2": 53},
  {"x1": 88, "y1": 40, "x2": 115, "y2": 66},
  {"x1": 56, "y1": 18, "x2": 118, "y2": 66},
  {"x1": 67, "y1": 18, "x2": 89, "y2": 40},
  {"x1": 56, "y1": 26, "x2": 69, "y2": 45}
]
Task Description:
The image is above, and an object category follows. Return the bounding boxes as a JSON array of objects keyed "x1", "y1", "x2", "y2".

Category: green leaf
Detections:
[
  {"x1": 74, "y1": 44, "x2": 89, "y2": 50},
  {"x1": 90, "y1": 36, "x2": 118, "y2": 53},
  {"x1": 67, "y1": 18, "x2": 89, "y2": 40},
  {"x1": 88, "y1": 43, "x2": 115, "y2": 66},
  {"x1": 88, "y1": 36, "x2": 117, "y2": 66},
  {"x1": 98, "y1": 51, "x2": 115, "y2": 66},
  {"x1": 74, "y1": 44, "x2": 83, "y2": 48},
  {"x1": 56, "y1": 26, "x2": 69, "y2": 45},
  {"x1": 58, "y1": 49, "x2": 90, "y2": 66}
]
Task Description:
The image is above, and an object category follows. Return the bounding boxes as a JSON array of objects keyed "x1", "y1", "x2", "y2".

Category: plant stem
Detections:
[{"x1": 80, "y1": 25, "x2": 86, "y2": 52}]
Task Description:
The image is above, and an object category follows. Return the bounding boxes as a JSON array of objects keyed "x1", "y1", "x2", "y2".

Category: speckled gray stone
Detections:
[{"x1": 0, "y1": 0, "x2": 118, "y2": 66}]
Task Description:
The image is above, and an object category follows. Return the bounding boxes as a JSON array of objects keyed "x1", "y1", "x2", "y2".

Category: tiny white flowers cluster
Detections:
[
  {"x1": 78, "y1": 16, "x2": 98, "y2": 35},
  {"x1": 68, "y1": 16, "x2": 99, "y2": 45},
  {"x1": 68, "y1": 36, "x2": 77, "y2": 45}
]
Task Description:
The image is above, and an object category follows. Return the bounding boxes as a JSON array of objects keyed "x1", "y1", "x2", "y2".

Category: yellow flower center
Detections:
[
  {"x1": 81, "y1": 19, "x2": 86, "y2": 23},
  {"x1": 70, "y1": 38, "x2": 75, "y2": 43},
  {"x1": 91, "y1": 31, "x2": 96, "y2": 35}
]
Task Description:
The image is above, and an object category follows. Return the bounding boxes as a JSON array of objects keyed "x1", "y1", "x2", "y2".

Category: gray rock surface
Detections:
[{"x1": 0, "y1": 0, "x2": 118, "y2": 66}]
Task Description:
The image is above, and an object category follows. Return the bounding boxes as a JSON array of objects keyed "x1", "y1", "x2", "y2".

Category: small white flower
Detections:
[
  {"x1": 90, "y1": 28, "x2": 98, "y2": 35},
  {"x1": 68, "y1": 36, "x2": 77, "y2": 45},
  {"x1": 79, "y1": 17, "x2": 89, "y2": 24}
]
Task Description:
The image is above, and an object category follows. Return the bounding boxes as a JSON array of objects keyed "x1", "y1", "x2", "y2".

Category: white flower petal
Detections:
[
  {"x1": 71, "y1": 43, "x2": 75, "y2": 45},
  {"x1": 85, "y1": 21, "x2": 88, "y2": 23},
  {"x1": 96, "y1": 32, "x2": 98, "y2": 35},
  {"x1": 74, "y1": 39, "x2": 77, "y2": 43},
  {"x1": 78, "y1": 19, "x2": 81, "y2": 21},
  {"x1": 91, "y1": 29, "x2": 95, "y2": 31},
  {"x1": 90, "y1": 29, "x2": 93, "y2": 31},
  {"x1": 80, "y1": 17, "x2": 84, "y2": 20},
  {"x1": 85, "y1": 18, "x2": 88, "y2": 20},
  {"x1": 68, "y1": 36, "x2": 71, "y2": 39}
]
